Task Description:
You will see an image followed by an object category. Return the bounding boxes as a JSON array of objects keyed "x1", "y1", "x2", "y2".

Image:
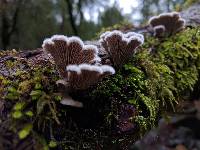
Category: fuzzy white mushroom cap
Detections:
[{"x1": 42, "y1": 35, "x2": 101, "y2": 78}]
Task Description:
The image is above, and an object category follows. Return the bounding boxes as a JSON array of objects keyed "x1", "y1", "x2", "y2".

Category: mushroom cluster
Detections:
[
  {"x1": 42, "y1": 30, "x2": 145, "y2": 107},
  {"x1": 99, "y1": 30, "x2": 144, "y2": 67},
  {"x1": 42, "y1": 35, "x2": 101, "y2": 78},
  {"x1": 66, "y1": 64, "x2": 115, "y2": 90},
  {"x1": 148, "y1": 12, "x2": 185, "y2": 37},
  {"x1": 42, "y1": 11, "x2": 187, "y2": 107},
  {"x1": 42, "y1": 35, "x2": 115, "y2": 107}
]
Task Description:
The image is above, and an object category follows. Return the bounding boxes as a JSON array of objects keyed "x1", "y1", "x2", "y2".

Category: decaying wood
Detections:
[{"x1": 0, "y1": 48, "x2": 43, "y2": 63}]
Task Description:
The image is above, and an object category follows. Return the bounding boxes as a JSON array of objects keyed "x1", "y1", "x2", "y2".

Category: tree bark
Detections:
[
  {"x1": 77, "y1": 0, "x2": 84, "y2": 23},
  {"x1": 1, "y1": 0, "x2": 22, "y2": 50},
  {"x1": 65, "y1": 0, "x2": 78, "y2": 35}
]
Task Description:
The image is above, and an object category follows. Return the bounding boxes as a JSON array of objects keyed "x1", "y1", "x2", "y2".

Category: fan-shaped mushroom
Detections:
[
  {"x1": 149, "y1": 12, "x2": 185, "y2": 37},
  {"x1": 42, "y1": 35, "x2": 100, "y2": 78},
  {"x1": 42, "y1": 35, "x2": 115, "y2": 107},
  {"x1": 66, "y1": 63, "x2": 115, "y2": 90},
  {"x1": 99, "y1": 30, "x2": 144, "y2": 67}
]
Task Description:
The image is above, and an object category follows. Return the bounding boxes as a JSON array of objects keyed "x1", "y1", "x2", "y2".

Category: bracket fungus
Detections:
[
  {"x1": 42, "y1": 35, "x2": 115, "y2": 107},
  {"x1": 66, "y1": 64, "x2": 115, "y2": 90},
  {"x1": 149, "y1": 12, "x2": 186, "y2": 37},
  {"x1": 42, "y1": 35, "x2": 101, "y2": 78},
  {"x1": 153, "y1": 25, "x2": 166, "y2": 37},
  {"x1": 99, "y1": 30, "x2": 144, "y2": 68}
]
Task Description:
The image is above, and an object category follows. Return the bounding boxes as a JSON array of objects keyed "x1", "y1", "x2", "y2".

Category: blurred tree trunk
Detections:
[
  {"x1": 60, "y1": 6, "x2": 66, "y2": 33},
  {"x1": 77, "y1": 0, "x2": 84, "y2": 23},
  {"x1": 65, "y1": 0, "x2": 78, "y2": 35},
  {"x1": 1, "y1": 0, "x2": 9, "y2": 50},
  {"x1": 0, "y1": 0, "x2": 22, "y2": 50}
]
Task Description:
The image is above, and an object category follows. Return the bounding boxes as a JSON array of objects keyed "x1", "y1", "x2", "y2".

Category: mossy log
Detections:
[{"x1": 0, "y1": 4, "x2": 200, "y2": 150}]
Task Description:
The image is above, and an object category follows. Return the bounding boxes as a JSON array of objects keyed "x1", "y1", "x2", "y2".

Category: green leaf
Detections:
[
  {"x1": 54, "y1": 95, "x2": 62, "y2": 101},
  {"x1": 8, "y1": 87, "x2": 17, "y2": 93},
  {"x1": 48, "y1": 140, "x2": 57, "y2": 148},
  {"x1": 6, "y1": 87, "x2": 19, "y2": 100},
  {"x1": 25, "y1": 110, "x2": 34, "y2": 117},
  {"x1": 30, "y1": 90, "x2": 42, "y2": 96},
  {"x1": 34, "y1": 83, "x2": 43, "y2": 90},
  {"x1": 128, "y1": 99, "x2": 137, "y2": 105},
  {"x1": 18, "y1": 124, "x2": 33, "y2": 139},
  {"x1": 30, "y1": 90, "x2": 42, "y2": 100},
  {"x1": 12, "y1": 111, "x2": 23, "y2": 119},
  {"x1": 5, "y1": 93, "x2": 19, "y2": 100},
  {"x1": 13, "y1": 102, "x2": 25, "y2": 110}
]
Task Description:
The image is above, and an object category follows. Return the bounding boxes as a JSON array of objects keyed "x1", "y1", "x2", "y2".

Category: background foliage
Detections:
[{"x1": 0, "y1": 0, "x2": 198, "y2": 50}]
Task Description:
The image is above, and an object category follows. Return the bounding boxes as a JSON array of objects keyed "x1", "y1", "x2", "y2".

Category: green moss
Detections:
[
  {"x1": 5, "y1": 60, "x2": 16, "y2": 68},
  {"x1": 18, "y1": 80, "x2": 33, "y2": 94}
]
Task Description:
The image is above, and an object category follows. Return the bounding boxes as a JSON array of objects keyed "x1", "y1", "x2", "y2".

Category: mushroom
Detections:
[
  {"x1": 153, "y1": 25, "x2": 166, "y2": 37},
  {"x1": 42, "y1": 35, "x2": 101, "y2": 78},
  {"x1": 42, "y1": 35, "x2": 115, "y2": 107},
  {"x1": 149, "y1": 12, "x2": 185, "y2": 37},
  {"x1": 56, "y1": 64, "x2": 115, "y2": 107},
  {"x1": 65, "y1": 64, "x2": 115, "y2": 90},
  {"x1": 99, "y1": 30, "x2": 144, "y2": 68}
]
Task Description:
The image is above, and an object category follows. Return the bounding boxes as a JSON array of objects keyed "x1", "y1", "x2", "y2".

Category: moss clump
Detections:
[{"x1": 0, "y1": 52, "x2": 60, "y2": 149}]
